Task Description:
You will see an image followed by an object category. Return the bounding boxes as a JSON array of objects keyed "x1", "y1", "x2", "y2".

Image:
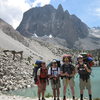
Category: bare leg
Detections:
[
  {"x1": 53, "y1": 89, "x2": 56, "y2": 99},
  {"x1": 57, "y1": 88, "x2": 60, "y2": 99},
  {"x1": 42, "y1": 83, "x2": 46, "y2": 99},
  {"x1": 38, "y1": 86, "x2": 41, "y2": 100},
  {"x1": 42, "y1": 90, "x2": 45, "y2": 99},
  {"x1": 63, "y1": 79, "x2": 69, "y2": 100},
  {"x1": 70, "y1": 86, "x2": 75, "y2": 100},
  {"x1": 88, "y1": 89, "x2": 92, "y2": 100}
]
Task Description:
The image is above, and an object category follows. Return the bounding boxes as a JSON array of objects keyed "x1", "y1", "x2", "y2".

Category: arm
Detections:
[
  {"x1": 75, "y1": 65, "x2": 79, "y2": 73},
  {"x1": 60, "y1": 71, "x2": 69, "y2": 77},
  {"x1": 70, "y1": 70, "x2": 75, "y2": 77},
  {"x1": 84, "y1": 64, "x2": 91, "y2": 73},
  {"x1": 37, "y1": 69, "x2": 41, "y2": 84}
]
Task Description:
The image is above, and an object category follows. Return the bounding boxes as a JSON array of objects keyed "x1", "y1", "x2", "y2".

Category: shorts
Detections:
[
  {"x1": 38, "y1": 82, "x2": 46, "y2": 91},
  {"x1": 51, "y1": 79, "x2": 61, "y2": 89},
  {"x1": 79, "y1": 78, "x2": 91, "y2": 90},
  {"x1": 63, "y1": 77, "x2": 75, "y2": 87}
]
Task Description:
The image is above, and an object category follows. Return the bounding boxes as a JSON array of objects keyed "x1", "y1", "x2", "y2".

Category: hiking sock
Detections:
[
  {"x1": 80, "y1": 94, "x2": 83, "y2": 100},
  {"x1": 73, "y1": 96, "x2": 75, "y2": 100},
  {"x1": 89, "y1": 94, "x2": 92, "y2": 100}
]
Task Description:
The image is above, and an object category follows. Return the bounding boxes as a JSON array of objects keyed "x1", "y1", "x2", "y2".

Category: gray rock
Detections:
[{"x1": 17, "y1": 4, "x2": 89, "y2": 48}]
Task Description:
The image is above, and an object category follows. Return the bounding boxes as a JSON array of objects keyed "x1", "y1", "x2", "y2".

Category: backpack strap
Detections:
[
  {"x1": 50, "y1": 67, "x2": 59, "y2": 75},
  {"x1": 51, "y1": 67, "x2": 52, "y2": 75}
]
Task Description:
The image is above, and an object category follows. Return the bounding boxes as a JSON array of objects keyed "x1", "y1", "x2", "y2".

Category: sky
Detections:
[{"x1": 0, "y1": 0, "x2": 100, "y2": 29}]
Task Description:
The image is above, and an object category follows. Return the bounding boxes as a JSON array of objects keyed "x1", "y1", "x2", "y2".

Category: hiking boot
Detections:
[
  {"x1": 73, "y1": 96, "x2": 75, "y2": 100},
  {"x1": 57, "y1": 98, "x2": 60, "y2": 100},
  {"x1": 42, "y1": 97, "x2": 46, "y2": 100},
  {"x1": 63, "y1": 96, "x2": 66, "y2": 100},
  {"x1": 54, "y1": 98, "x2": 56, "y2": 100}
]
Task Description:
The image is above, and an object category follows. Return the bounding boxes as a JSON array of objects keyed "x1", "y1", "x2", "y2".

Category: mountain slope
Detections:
[
  {"x1": 0, "y1": 18, "x2": 28, "y2": 47},
  {"x1": 0, "y1": 18, "x2": 69, "y2": 61}
]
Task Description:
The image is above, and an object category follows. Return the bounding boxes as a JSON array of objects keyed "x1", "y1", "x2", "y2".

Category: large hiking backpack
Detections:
[
  {"x1": 33, "y1": 60, "x2": 43, "y2": 84},
  {"x1": 80, "y1": 53, "x2": 94, "y2": 67}
]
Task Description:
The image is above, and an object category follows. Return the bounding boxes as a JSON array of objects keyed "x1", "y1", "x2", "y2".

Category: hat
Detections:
[
  {"x1": 52, "y1": 59, "x2": 57, "y2": 63},
  {"x1": 77, "y1": 55, "x2": 83, "y2": 59}
]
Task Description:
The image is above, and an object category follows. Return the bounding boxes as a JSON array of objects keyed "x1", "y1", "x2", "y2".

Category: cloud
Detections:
[
  {"x1": 0, "y1": 0, "x2": 51, "y2": 29},
  {"x1": 95, "y1": 8, "x2": 100, "y2": 16},
  {"x1": 0, "y1": 0, "x2": 31, "y2": 29},
  {"x1": 32, "y1": 0, "x2": 51, "y2": 7}
]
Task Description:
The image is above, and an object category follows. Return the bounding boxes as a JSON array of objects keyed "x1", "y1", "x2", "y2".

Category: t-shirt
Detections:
[
  {"x1": 61, "y1": 64, "x2": 75, "y2": 75},
  {"x1": 48, "y1": 67, "x2": 60, "y2": 76}
]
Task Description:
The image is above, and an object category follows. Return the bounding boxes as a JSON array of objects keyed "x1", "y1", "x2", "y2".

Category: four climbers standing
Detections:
[{"x1": 33, "y1": 53, "x2": 93, "y2": 100}]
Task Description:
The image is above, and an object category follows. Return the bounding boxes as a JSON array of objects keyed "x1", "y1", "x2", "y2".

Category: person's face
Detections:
[
  {"x1": 64, "y1": 57, "x2": 69, "y2": 63},
  {"x1": 41, "y1": 62, "x2": 46, "y2": 67},
  {"x1": 78, "y1": 57, "x2": 83, "y2": 63},
  {"x1": 52, "y1": 62, "x2": 57, "y2": 67}
]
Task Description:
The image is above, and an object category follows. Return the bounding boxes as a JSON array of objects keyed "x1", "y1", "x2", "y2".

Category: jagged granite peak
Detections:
[
  {"x1": 17, "y1": 4, "x2": 89, "y2": 48},
  {"x1": 57, "y1": 4, "x2": 64, "y2": 12}
]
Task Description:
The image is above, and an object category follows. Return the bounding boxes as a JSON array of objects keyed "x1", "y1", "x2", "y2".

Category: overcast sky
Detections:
[{"x1": 0, "y1": 0, "x2": 100, "y2": 29}]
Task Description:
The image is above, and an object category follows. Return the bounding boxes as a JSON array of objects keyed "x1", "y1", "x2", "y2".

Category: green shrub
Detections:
[{"x1": 45, "y1": 93, "x2": 53, "y2": 98}]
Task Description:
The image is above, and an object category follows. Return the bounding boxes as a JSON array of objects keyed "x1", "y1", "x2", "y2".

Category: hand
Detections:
[
  {"x1": 38, "y1": 81, "x2": 41, "y2": 86},
  {"x1": 66, "y1": 72, "x2": 69, "y2": 77},
  {"x1": 84, "y1": 64, "x2": 87, "y2": 69}
]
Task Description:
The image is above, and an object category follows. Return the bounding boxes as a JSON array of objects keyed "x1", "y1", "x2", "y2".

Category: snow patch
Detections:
[
  {"x1": 32, "y1": 33, "x2": 38, "y2": 38},
  {"x1": 49, "y1": 34, "x2": 53, "y2": 38}
]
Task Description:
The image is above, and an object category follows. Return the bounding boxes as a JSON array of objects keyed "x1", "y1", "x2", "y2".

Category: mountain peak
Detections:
[
  {"x1": 57, "y1": 4, "x2": 63, "y2": 12},
  {"x1": 17, "y1": 4, "x2": 89, "y2": 48}
]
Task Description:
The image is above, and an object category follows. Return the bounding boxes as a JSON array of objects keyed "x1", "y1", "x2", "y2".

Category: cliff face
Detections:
[{"x1": 17, "y1": 4, "x2": 89, "y2": 48}]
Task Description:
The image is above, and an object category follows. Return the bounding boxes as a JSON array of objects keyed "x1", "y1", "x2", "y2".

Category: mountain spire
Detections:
[{"x1": 57, "y1": 4, "x2": 64, "y2": 12}]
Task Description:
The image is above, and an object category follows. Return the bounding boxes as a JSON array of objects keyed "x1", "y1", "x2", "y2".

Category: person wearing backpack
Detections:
[
  {"x1": 33, "y1": 60, "x2": 43, "y2": 84},
  {"x1": 48, "y1": 60, "x2": 61, "y2": 100},
  {"x1": 37, "y1": 61, "x2": 48, "y2": 100},
  {"x1": 76, "y1": 55, "x2": 92, "y2": 100},
  {"x1": 61, "y1": 54, "x2": 75, "y2": 100}
]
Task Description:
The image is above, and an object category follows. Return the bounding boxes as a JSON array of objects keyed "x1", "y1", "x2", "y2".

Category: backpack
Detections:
[
  {"x1": 33, "y1": 60, "x2": 43, "y2": 84},
  {"x1": 40, "y1": 68, "x2": 48, "y2": 79},
  {"x1": 80, "y1": 53, "x2": 94, "y2": 67}
]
